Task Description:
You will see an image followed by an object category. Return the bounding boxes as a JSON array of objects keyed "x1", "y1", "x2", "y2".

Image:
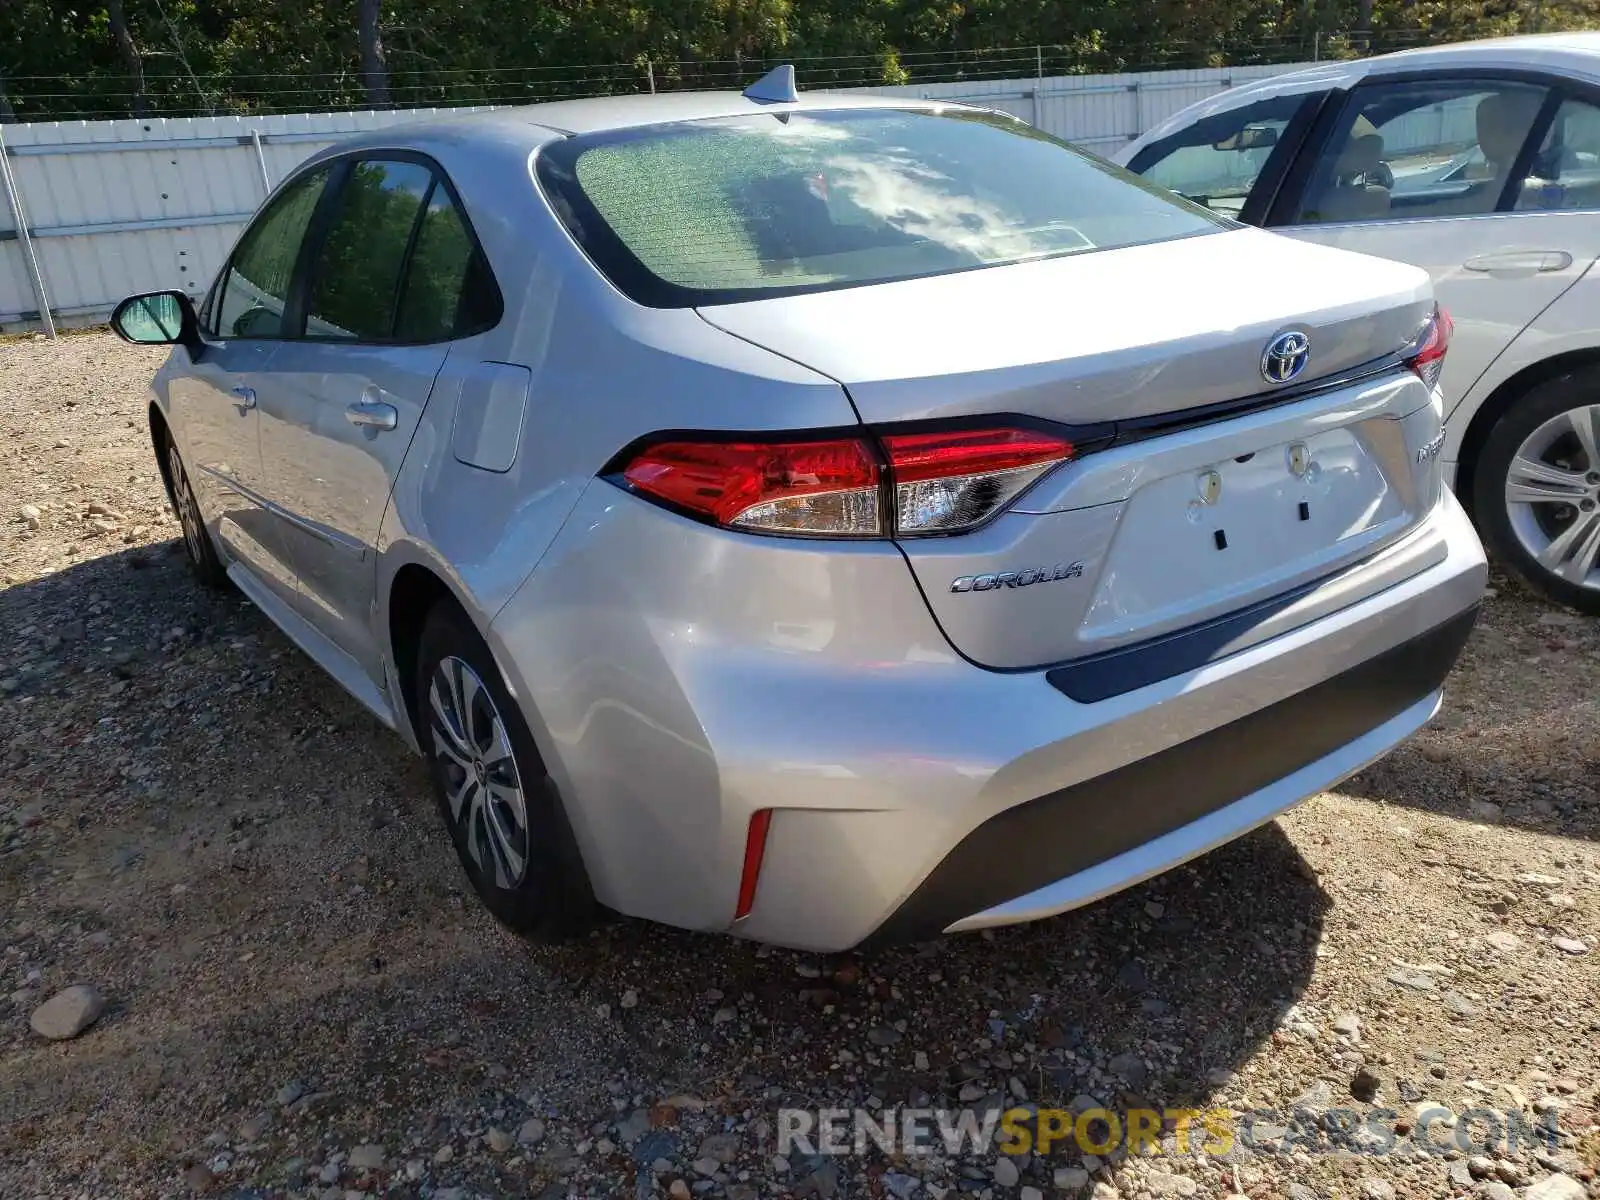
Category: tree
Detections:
[
  {"x1": 359, "y1": 0, "x2": 392, "y2": 108},
  {"x1": 105, "y1": 0, "x2": 148, "y2": 116}
]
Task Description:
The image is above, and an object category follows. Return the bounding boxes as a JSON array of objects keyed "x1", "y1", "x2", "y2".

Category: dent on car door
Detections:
[
  {"x1": 168, "y1": 165, "x2": 332, "y2": 605},
  {"x1": 252, "y1": 157, "x2": 495, "y2": 680},
  {"x1": 1273, "y1": 76, "x2": 1600, "y2": 403}
]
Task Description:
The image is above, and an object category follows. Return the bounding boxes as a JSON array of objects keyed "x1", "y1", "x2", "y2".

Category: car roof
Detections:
[
  {"x1": 1225, "y1": 31, "x2": 1600, "y2": 99},
  {"x1": 1120, "y1": 32, "x2": 1600, "y2": 159},
  {"x1": 1368, "y1": 30, "x2": 1600, "y2": 80},
  {"x1": 318, "y1": 88, "x2": 956, "y2": 160}
]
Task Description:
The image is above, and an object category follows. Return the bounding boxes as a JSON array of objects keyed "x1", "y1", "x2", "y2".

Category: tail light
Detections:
[
  {"x1": 880, "y1": 428, "x2": 1076, "y2": 534},
  {"x1": 1405, "y1": 305, "x2": 1453, "y2": 390},
  {"x1": 621, "y1": 438, "x2": 883, "y2": 536},
  {"x1": 614, "y1": 425, "x2": 1081, "y2": 538}
]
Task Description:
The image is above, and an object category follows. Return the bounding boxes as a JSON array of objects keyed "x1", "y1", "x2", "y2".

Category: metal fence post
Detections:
[
  {"x1": 0, "y1": 126, "x2": 55, "y2": 338},
  {"x1": 1032, "y1": 45, "x2": 1043, "y2": 127},
  {"x1": 646, "y1": 60, "x2": 656, "y2": 94},
  {"x1": 249, "y1": 128, "x2": 272, "y2": 195}
]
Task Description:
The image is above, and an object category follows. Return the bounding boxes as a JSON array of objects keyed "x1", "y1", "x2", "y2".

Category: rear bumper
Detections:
[
  {"x1": 493, "y1": 485, "x2": 1485, "y2": 953},
  {"x1": 864, "y1": 604, "x2": 1473, "y2": 946}
]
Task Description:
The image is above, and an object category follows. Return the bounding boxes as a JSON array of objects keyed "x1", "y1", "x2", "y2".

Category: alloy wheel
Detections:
[
  {"x1": 1503, "y1": 403, "x2": 1600, "y2": 591},
  {"x1": 427, "y1": 655, "x2": 530, "y2": 888}
]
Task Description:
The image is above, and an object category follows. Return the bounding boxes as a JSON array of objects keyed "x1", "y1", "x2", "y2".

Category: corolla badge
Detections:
[
  {"x1": 1261, "y1": 330, "x2": 1311, "y2": 385},
  {"x1": 950, "y1": 561, "x2": 1085, "y2": 593}
]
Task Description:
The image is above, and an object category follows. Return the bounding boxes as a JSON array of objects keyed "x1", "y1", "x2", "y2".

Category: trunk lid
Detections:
[
  {"x1": 697, "y1": 226, "x2": 1433, "y2": 425},
  {"x1": 699, "y1": 226, "x2": 1445, "y2": 674}
]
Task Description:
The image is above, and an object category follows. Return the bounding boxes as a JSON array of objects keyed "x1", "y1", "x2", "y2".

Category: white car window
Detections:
[
  {"x1": 1294, "y1": 80, "x2": 1551, "y2": 225},
  {"x1": 1129, "y1": 93, "x2": 1309, "y2": 217},
  {"x1": 1517, "y1": 97, "x2": 1600, "y2": 211}
]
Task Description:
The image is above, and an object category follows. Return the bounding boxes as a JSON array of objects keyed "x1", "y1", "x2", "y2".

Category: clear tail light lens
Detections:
[
  {"x1": 881, "y1": 428, "x2": 1076, "y2": 535},
  {"x1": 1405, "y1": 305, "x2": 1453, "y2": 390},
  {"x1": 615, "y1": 426, "x2": 1077, "y2": 538}
]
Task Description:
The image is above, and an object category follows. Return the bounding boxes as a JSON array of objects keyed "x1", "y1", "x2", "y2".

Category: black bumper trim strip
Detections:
[
  {"x1": 1045, "y1": 572, "x2": 1330, "y2": 703},
  {"x1": 859, "y1": 605, "x2": 1478, "y2": 949}
]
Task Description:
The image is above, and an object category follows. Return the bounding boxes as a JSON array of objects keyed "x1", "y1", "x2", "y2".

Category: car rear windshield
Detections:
[{"x1": 536, "y1": 107, "x2": 1228, "y2": 307}]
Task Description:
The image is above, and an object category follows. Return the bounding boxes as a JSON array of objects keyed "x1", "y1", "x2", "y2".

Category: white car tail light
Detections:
[
  {"x1": 615, "y1": 426, "x2": 1082, "y2": 538},
  {"x1": 1405, "y1": 305, "x2": 1453, "y2": 390}
]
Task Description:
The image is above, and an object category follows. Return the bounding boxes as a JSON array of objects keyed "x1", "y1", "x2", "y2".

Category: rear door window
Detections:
[
  {"x1": 1290, "y1": 80, "x2": 1552, "y2": 225},
  {"x1": 393, "y1": 184, "x2": 500, "y2": 340},
  {"x1": 1517, "y1": 95, "x2": 1600, "y2": 210},
  {"x1": 537, "y1": 108, "x2": 1226, "y2": 307},
  {"x1": 304, "y1": 159, "x2": 434, "y2": 340}
]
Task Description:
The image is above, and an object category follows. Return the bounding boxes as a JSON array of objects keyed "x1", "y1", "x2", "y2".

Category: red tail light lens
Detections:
[
  {"x1": 621, "y1": 438, "x2": 883, "y2": 536},
  {"x1": 615, "y1": 426, "x2": 1077, "y2": 538},
  {"x1": 1406, "y1": 305, "x2": 1453, "y2": 390},
  {"x1": 881, "y1": 428, "x2": 1076, "y2": 535}
]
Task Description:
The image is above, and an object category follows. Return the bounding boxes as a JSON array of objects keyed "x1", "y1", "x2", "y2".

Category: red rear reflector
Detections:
[
  {"x1": 734, "y1": 809, "x2": 773, "y2": 921},
  {"x1": 621, "y1": 438, "x2": 882, "y2": 536}
]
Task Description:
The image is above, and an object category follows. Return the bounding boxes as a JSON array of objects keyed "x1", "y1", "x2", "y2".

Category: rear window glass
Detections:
[{"x1": 536, "y1": 108, "x2": 1227, "y2": 307}]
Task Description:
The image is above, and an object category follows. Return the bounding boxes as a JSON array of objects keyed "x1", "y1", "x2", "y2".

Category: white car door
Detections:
[{"x1": 1272, "y1": 75, "x2": 1600, "y2": 404}]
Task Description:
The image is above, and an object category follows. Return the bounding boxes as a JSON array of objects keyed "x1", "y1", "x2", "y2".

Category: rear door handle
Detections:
[
  {"x1": 1464, "y1": 250, "x2": 1573, "y2": 273},
  {"x1": 229, "y1": 385, "x2": 256, "y2": 411},
  {"x1": 345, "y1": 399, "x2": 399, "y2": 431}
]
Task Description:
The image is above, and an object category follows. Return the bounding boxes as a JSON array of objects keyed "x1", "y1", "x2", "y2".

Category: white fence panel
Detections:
[{"x1": 0, "y1": 67, "x2": 1311, "y2": 332}]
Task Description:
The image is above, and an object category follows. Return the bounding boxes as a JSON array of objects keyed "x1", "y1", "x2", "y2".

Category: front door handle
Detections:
[
  {"x1": 345, "y1": 399, "x2": 399, "y2": 431},
  {"x1": 1464, "y1": 250, "x2": 1573, "y2": 273},
  {"x1": 230, "y1": 385, "x2": 256, "y2": 411}
]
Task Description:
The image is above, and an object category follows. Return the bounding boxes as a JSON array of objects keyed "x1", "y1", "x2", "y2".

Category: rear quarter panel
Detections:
[
  {"x1": 1444, "y1": 256, "x2": 1600, "y2": 476},
  {"x1": 372, "y1": 130, "x2": 859, "y2": 734}
]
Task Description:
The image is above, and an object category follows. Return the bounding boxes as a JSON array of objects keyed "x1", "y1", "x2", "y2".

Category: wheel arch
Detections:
[
  {"x1": 149, "y1": 403, "x2": 178, "y2": 509},
  {"x1": 1454, "y1": 346, "x2": 1600, "y2": 521},
  {"x1": 386, "y1": 559, "x2": 467, "y2": 746}
]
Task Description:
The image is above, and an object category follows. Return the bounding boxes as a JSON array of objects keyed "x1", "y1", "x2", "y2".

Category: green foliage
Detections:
[
  {"x1": 3, "y1": 0, "x2": 1600, "y2": 121},
  {"x1": 307, "y1": 160, "x2": 430, "y2": 338},
  {"x1": 395, "y1": 193, "x2": 477, "y2": 341}
]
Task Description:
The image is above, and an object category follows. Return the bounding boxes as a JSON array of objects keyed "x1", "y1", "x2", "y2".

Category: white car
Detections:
[{"x1": 1120, "y1": 33, "x2": 1600, "y2": 612}]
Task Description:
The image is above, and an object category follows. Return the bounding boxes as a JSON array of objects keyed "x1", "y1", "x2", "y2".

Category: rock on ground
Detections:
[
  {"x1": 1523, "y1": 1177, "x2": 1586, "y2": 1200},
  {"x1": 29, "y1": 985, "x2": 106, "y2": 1040}
]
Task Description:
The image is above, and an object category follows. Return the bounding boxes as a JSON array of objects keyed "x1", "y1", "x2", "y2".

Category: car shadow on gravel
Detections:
[
  {"x1": 2, "y1": 538, "x2": 1330, "y2": 1178},
  {"x1": 4, "y1": 827, "x2": 1330, "y2": 1183},
  {"x1": 1333, "y1": 585, "x2": 1600, "y2": 846}
]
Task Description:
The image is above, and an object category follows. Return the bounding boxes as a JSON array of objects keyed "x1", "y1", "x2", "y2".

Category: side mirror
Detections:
[{"x1": 110, "y1": 290, "x2": 199, "y2": 348}]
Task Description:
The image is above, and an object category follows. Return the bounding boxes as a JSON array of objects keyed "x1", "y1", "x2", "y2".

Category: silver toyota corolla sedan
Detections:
[{"x1": 111, "y1": 69, "x2": 1486, "y2": 951}]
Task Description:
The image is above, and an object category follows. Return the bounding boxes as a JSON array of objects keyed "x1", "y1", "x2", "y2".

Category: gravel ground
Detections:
[{"x1": 0, "y1": 332, "x2": 1597, "y2": 1200}]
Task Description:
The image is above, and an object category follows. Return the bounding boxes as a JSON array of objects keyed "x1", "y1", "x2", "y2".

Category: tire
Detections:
[
  {"x1": 415, "y1": 603, "x2": 596, "y2": 940},
  {"x1": 1472, "y1": 367, "x2": 1600, "y2": 615},
  {"x1": 165, "y1": 433, "x2": 230, "y2": 590}
]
